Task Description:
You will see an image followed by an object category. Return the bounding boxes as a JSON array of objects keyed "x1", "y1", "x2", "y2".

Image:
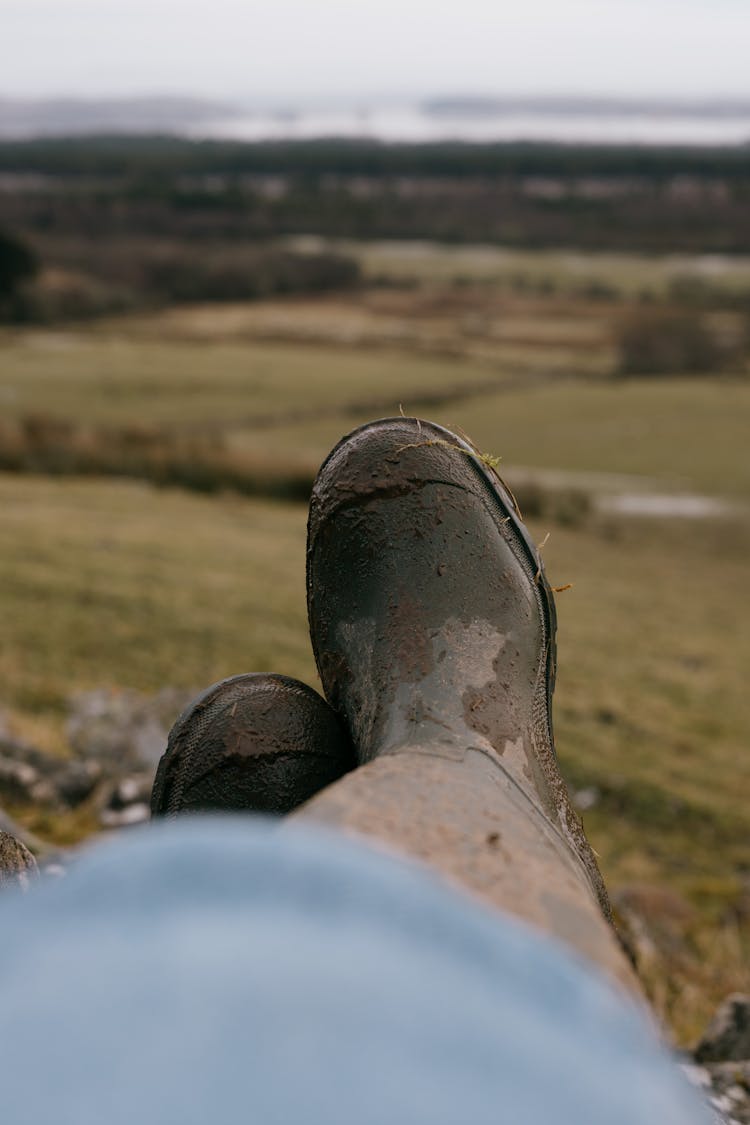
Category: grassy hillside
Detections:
[
  {"x1": 0, "y1": 471, "x2": 747, "y2": 1040},
  {"x1": 1, "y1": 241, "x2": 748, "y2": 1044}
]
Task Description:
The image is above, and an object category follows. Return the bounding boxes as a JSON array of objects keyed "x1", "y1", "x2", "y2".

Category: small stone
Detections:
[
  {"x1": 0, "y1": 756, "x2": 39, "y2": 799},
  {"x1": 573, "y1": 786, "x2": 600, "y2": 811},
  {"x1": 696, "y1": 995, "x2": 750, "y2": 1064},
  {"x1": 681, "y1": 1063, "x2": 712, "y2": 1088},
  {"x1": 706, "y1": 1059, "x2": 750, "y2": 1088},
  {"x1": 55, "y1": 760, "x2": 102, "y2": 807},
  {"x1": 29, "y1": 779, "x2": 59, "y2": 805},
  {"x1": 100, "y1": 802, "x2": 150, "y2": 829},
  {"x1": 118, "y1": 777, "x2": 145, "y2": 804}
]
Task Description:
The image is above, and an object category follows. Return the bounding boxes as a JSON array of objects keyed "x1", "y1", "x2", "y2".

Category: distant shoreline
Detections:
[{"x1": 2, "y1": 96, "x2": 750, "y2": 146}]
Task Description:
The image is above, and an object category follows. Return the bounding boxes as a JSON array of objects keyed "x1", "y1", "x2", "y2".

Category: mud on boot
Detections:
[
  {"x1": 151, "y1": 673, "x2": 355, "y2": 817},
  {"x1": 306, "y1": 417, "x2": 611, "y2": 921}
]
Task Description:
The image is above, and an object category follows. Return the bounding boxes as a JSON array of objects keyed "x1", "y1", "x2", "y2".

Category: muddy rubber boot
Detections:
[
  {"x1": 151, "y1": 674, "x2": 355, "y2": 817},
  {"x1": 298, "y1": 418, "x2": 639, "y2": 990}
]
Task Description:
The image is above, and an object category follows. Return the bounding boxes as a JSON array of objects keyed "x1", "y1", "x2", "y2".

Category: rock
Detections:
[
  {"x1": 54, "y1": 760, "x2": 103, "y2": 807},
  {"x1": 66, "y1": 687, "x2": 192, "y2": 771},
  {"x1": 702, "y1": 1062, "x2": 750, "y2": 1125},
  {"x1": 681, "y1": 1057, "x2": 750, "y2": 1124},
  {"x1": 0, "y1": 830, "x2": 38, "y2": 891},
  {"x1": 100, "y1": 803, "x2": 150, "y2": 829},
  {"x1": 98, "y1": 773, "x2": 153, "y2": 830},
  {"x1": 0, "y1": 740, "x2": 103, "y2": 810},
  {"x1": 573, "y1": 785, "x2": 600, "y2": 811},
  {"x1": 0, "y1": 754, "x2": 39, "y2": 801},
  {"x1": 697, "y1": 995, "x2": 750, "y2": 1064},
  {"x1": 691, "y1": 1005, "x2": 750, "y2": 1125}
]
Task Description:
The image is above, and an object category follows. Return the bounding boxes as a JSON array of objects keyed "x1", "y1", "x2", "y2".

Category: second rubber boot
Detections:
[
  {"x1": 151, "y1": 673, "x2": 355, "y2": 817},
  {"x1": 300, "y1": 418, "x2": 637, "y2": 990}
]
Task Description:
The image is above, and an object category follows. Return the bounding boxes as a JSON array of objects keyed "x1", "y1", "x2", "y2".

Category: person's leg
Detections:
[
  {"x1": 296, "y1": 418, "x2": 637, "y2": 991},
  {"x1": 0, "y1": 818, "x2": 710, "y2": 1125},
  {"x1": 298, "y1": 749, "x2": 635, "y2": 987}
]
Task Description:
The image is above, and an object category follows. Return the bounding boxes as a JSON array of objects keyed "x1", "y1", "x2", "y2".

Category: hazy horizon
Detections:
[{"x1": 4, "y1": 92, "x2": 750, "y2": 109}]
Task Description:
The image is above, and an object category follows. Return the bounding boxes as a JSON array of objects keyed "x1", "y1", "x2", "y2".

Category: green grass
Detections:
[
  {"x1": 4, "y1": 293, "x2": 748, "y2": 500},
  {"x1": 5, "y1": 328, "x2": 749, "y2": 499},
  {"x1": 0, "y1": 475, "x2": 316, "y2": 726},
  {"x1": 0, "y1": 330, "x2": 506, "y2": 428},
  {"x1": 3, "y1": 475, "x2": 748, "y2": 838},
  {"x1": 290, "y1": 236, "x2": 750, "y2": 297},
  {"x1": 445, "y1": 379, "x2": 750, "y2": 496},
  {"x1": 229, "y1": 376, "x2": 750, "y2": 498}
]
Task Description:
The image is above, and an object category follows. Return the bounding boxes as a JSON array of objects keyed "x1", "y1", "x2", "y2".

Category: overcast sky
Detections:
[{"x1": 2, "y1": 0, "x2": 749, "y2": 102}]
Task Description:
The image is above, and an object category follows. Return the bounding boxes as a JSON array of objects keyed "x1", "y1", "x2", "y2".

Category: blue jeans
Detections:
[{"x1": 0, "y1": 818, "x2": 709, "y2": 1124}]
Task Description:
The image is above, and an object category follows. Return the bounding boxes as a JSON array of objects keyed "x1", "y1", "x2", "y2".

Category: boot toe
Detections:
[{"x1": 151, "y1": 674, "x2": 355, "y2": 817}]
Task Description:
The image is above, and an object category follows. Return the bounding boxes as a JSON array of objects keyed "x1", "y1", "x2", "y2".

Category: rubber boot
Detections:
[
  {"x1": 297, "y1": 418, "x2": 638, "y2": 990},
  {"x1": 151, "y1": 673, "x2": 355, "y2": 817}
]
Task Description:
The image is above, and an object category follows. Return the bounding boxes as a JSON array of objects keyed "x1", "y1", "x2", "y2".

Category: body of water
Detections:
[{"x1": 187, "y1": 104, "x2": 750, "y2": 146}]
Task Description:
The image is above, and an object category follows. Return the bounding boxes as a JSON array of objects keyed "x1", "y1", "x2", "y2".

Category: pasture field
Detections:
[
  {"x1": 1, "y1": 283, "x2": 749, "y2": 497},
  {"x1": 0, "y1": 282, "x2": 615, "y2": 430},
  {"x1": 227, "y1": 376, "x2": 750, "y2": 499},
  {"x1": 0, "y1": 330, "x2": 505, "y2": 428},
  {"x1": 289, "y1": 236, "x2": 750, "y2": 297}
]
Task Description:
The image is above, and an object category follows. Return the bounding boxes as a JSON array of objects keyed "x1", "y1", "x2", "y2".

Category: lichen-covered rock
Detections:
[{"x1": 0, "y1": 830, "x2": 38, "y2": 891}]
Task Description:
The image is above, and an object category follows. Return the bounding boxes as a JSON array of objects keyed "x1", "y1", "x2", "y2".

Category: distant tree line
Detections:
[
  {"x1": 0, "y1": 228, "x2": 37, "y2": 302},
  {"x1": 0, "y1": 136, "x2": 748, "y2": 180},
  {"x1": 2, "y1": 137, "x2": 750, "y2": 322},
  {"x1": 1, "y1": 138, "x2": 749, "y2": 256}
]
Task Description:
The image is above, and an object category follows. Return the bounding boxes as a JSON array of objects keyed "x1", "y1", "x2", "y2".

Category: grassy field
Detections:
[
  {"x1": 1, "y1": 248, "x2": 749, "y2": 1044},
  {"x1": 0, "y1": 285, "x2": 616, "y2": 430},
  {"x1": 289, "y1": 236, "x2": 750, "y2": 297},
  {"x1": 0, "y1": 330, "x2": 506, "y2": 427},
  {"x1": 2, "y1": 287, "x2": 749, "y2": 498},
  {"x1": 3, "y1": 475, "x2": 748, "y2": 833},
  {"x1": 227, "y1": 376, "x2": 750, "y2": 498}
]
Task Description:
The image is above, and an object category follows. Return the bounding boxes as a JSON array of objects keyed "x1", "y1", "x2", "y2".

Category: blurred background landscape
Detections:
[{"x1": 0, "y1": 0, "x2": 748, "y2": 1056}]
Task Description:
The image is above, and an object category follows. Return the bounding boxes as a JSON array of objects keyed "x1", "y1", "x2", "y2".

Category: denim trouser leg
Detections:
[{"x1": 0, "y1": 818, "x2": 710, "y2": 1125}]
